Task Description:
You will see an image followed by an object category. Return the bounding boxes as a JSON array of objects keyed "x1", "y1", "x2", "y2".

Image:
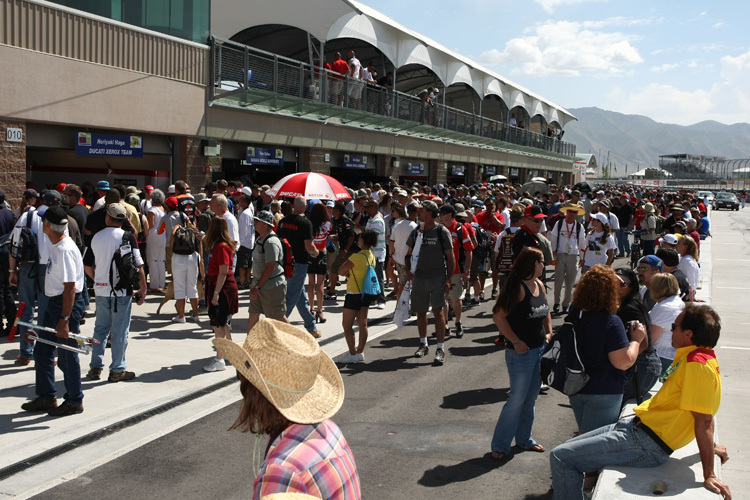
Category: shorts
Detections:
[
  {"x1": 308, "y1": 251, "x2": 327, "y2": 275},
  {"x1": 344, "y1": 292, "x2": 373, "y2": 310},
  {"x1": 237, "y1": 245, "x2": 252, "y2": 268},
  {"x1": 248, "y1": 282, "x2": 287, "y2": 320},
  {"x1": 172, "y1": 253, "x2": 199, "y2": 300},
  {"x1": 327, "y1": 250, "x2": 338, "y2": 274},
  {"x1": 331, "y1": 79, "x2": 344, "y2": 96},
  {"x1": 348, "y1": 81, "x2": 364, "y2": 99},
  {"x1": 396, "y1": 262, "x2": 408, "y2": 288},
  {"x1": 448, "y1": 273, "x2": 464, "y2": 301},
  {"x1": 208, "y1": 291, "x2": 232, "y2": 327},
  {"x1": 470, "y1": 253, "x2": 490, "y2": 281},
  {"x1": 411, "y1": 275, "x2": 446, "y2": 313}
]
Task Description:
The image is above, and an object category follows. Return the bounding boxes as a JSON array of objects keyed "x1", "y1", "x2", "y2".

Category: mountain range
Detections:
[{"x1": 563, "y1": 107, "x2": 750, "y2": 176}]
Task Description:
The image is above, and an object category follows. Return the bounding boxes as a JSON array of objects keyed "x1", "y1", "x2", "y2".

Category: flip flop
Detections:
[{"x1": 525, "y1": 444, "x2": 545, "y2": 453}]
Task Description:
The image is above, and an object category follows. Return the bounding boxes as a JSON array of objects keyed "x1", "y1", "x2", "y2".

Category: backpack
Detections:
[
  {"x1": 496, "y1": 228, "x2": 515, "y2": 273},
  {"x1": 351, "y1": 252, "x2": 381, "y2": 301},
  {"x1": 265, "y1": 233, "x2": 295, "y2": 279},
  {"x1": 471, "y1": 223, "x2": 493, "y2": 261},
  {"x1": 540, "y1": 311, "x2": 597, "y2": 396},
  {"x1": 648, "y1": 213, "x2": 664, "y2": 235},
  {"x1": 172, "y1": 213, "x2": 197, "y2": 255},
  {"x1": 553, "y1": 219, "x2": 582, "y2": 253},
  {"x1": 109, "y1": 232, "x2": 141, "y2": 310},
  {"x1": 0, "y1": 232, "x2": 12, "y2": 268},
  {"x1": 10, "y1": 209, "x2": 38, "y2": 263}
]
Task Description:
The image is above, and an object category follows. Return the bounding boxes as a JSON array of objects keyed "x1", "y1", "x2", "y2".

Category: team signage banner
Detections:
[
  {"x1": 485, "y1": 166, "x2": 496, "y2": 175},
  {"x1": 451, "y1": 165, "x2": 465, "y2": 176},
  {"x1": 246, "y1": 147, "x2": 284, "y2": 165},
  {"x1": 407, "y1": 163, "x2": 426, "y2": 176},
  {"x1": 343, "y1": 154, "x2": 368, "y2": 169},
  {"x1": 76, "y1": 133, "x2": 143, "y2": 157}
]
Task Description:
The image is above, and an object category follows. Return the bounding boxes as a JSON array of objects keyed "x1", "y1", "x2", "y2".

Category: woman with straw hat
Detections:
[{"x1": 216, "y1": 319, "x2": 361, "y2": 499}]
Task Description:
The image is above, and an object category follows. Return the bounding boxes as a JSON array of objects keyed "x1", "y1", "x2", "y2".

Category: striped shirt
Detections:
[{"x1": 254, "y1": 420, "x2": 361, "y2": 500}]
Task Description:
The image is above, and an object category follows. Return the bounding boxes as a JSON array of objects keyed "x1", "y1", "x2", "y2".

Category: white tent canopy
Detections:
[{"x1": 211, "y1": 0, "x2": 576, "y2": 128}]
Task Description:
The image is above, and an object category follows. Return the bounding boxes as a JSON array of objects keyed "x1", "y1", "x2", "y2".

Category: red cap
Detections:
[
  {"x1": 524, "y1": 205, "x2": 547, "y2": 219},
  {"x1": 57, "y1": 183, "x2": 67, "y2": 192},
  {"x1": 145, "y1": 185, "x2": 154, "y2": 192},
  {"x1": 165, "y1": 196, "x2": 179, "y2": 208}
]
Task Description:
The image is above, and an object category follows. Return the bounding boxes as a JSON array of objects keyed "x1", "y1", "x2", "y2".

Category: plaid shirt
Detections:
[{"x1": 254, "y1": 420, "x2": 361, "y2": 500}]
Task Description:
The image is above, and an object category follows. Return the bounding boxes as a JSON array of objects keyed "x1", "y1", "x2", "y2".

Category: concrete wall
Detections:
[{"x1": 0, "y1": 120, "x2": 26, "y2": 209}]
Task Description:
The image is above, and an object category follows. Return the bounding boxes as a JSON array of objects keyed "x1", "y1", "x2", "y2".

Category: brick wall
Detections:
[
  {"x1": 304, "y1": 148, "x2": 330, "y2": 174},
  {"x1": 178, "y1": 137, "x2": 221, "y2": 189},
  {"x1": 0, "y1": 121, "x2": 27, "y2": 211}
]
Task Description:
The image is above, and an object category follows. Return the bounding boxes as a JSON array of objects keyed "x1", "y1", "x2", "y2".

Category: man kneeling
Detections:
[{"x1": 549, "y1": 304, "x2": 731, "y2": 500}]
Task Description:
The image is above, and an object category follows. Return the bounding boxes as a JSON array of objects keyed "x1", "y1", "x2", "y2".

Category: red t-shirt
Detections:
[
  {"x1": 208, "y1": 241, "x2": 234, "y2": 277},
  {"x1": 446, "y1": 221, "x2": 475, "y2": 274},
  {"x1": 330, "y1": 59, "x2": 349, "y2": 79},
  {"x1": 476, "y1": 210, "x2": 505, "y2": 233}
]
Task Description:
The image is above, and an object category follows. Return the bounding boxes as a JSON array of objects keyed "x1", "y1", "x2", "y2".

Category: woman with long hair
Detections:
[
  {"x1": 566, "y1": 265, "x2": 645, "y2": 434},
  {"x1": 146, "y1": 189, "x2": 166, "y2": 292},
  {"x1": 581, "y1": 213, "x2": 615, "y2": 273},
  {"x1": 202, "y1": 217, "x2": 239, "y2": 372},
  {"x1": 337, "y1": 230, "x2": 378, "y2": 364},
  {"x1": 676, "y1": 235, "x2": 700, "y2": 298},
  {"x1": 489, "y1": 247, "x2": 552, "y2": 460},
  {"x1": 615, "y1": 268, "x2": 661, "y2": 403},
  {"x1": 648, "y1": 273, "x2": 685, "y2": 373},
  {"x1": 170, "y1": 199, "x2": 204, "y2": 323},
  {"x1": 307, "y1": 202, "x2": 331, "y2": 323},
  {"x1": 215, "y1": 319, "x2": 361, "y2": 499}
]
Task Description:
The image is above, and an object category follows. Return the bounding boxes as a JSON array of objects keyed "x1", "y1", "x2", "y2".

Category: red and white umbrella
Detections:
[{"x1": 267, "y1": 172, "x2": 351, "y2": 201}]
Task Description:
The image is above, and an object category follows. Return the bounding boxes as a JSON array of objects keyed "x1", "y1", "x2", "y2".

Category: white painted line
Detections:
[
  {"x1": 715, "y1": 287, "x2": 750, "y2": 290},
  {"x1": 720, "y1": 346, "x2": 750, "y2": 350},
  {"x1": 714, "y1": 259, "x2": 750, "y2": 262}
]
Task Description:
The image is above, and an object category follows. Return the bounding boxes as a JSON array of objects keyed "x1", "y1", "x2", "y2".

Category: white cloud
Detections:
[
  {"x1": 612, "y1": 49, "x2": 750, "y2": 125},
  {"x1": 713, "y1": 22, "x2": 725, "y2": 28},
  {"x1": 651, "y1": 63, "x2": 678, "y2": 72},
  {"x1": 533, "y1": 0, "x2": 608, "y2": 14},
  {"x1": 479, "y1": 20, "x2": 643, "y2": 77}
]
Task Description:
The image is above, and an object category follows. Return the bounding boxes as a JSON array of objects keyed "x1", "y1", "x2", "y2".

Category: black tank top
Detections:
[{"x1": 506, "y1": 280, "x2": 549, "y2": 349}]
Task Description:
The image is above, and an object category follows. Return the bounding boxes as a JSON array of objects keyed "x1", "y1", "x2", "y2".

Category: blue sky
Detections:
[{"x1": 362, "y1": 0, "x2": 750, "y2": 126}]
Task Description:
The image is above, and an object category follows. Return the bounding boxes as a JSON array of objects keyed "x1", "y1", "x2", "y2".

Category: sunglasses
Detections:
[
  {"x1": 618, "y1": 279, "x2": 630, "y2": 288},
  {"x1": 671, "y1": 322, "x2": 680, "y2": 331},
  {"x1": 636, "y1": 266, "x2": 651, "y2": 272}
]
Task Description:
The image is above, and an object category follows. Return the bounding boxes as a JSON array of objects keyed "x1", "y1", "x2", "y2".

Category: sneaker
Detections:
[
  {"x1": 15, "y1": 355, "x2": 31, "y2": 366},
  {"x1": 540, "y1": 384, "x2": 550, "y2": 393},
  {"x1": 553, "y1": 303, "x2": 560, "y2": 314},
  {"x1": 308, "y1": 329, "x2": 322, "y2": 339},
  {"x1": 471, "y1": 297, "x2": 481, "y2": 305},
  {"x1": 21, "y1": 398, "x2": 57, "y2": 412},
  {"x1": 353, "y1": 352, "x2": 365, "y2": 363},
  {"x1": 376, "y1": 303, "x2": 385, "y2": 310},
  {"x1": 491, "y1": 289, "x2": 498, "y2": 299},
  {"x1": 203, "y1": 357, "x2": 226, "y2": 372},
  {"x1": 188, "y1": 315, "x2": 201, "y2": 323},
  {"x1": 455, "y1": 322, "x2": 464, "y2": 338},
  {"x1": 172, "y1": 316, "x2": 186, "y2": 323},
  {"x1": 445, "y1": 326, "x2": 451, "y2": 337},
  {"x1": 339, "y1": 353, "x2": 359, "y2": 364},
  {"x1": 48, "y1": 401, "x2": 83, "y2": 417},
  {"x1": 109, "y1": 370, "x2": 136, "y2": 382},
  {"x1": 87, "y1": 367, "x2": 102, "y2": 380},
  {"x1": 463, "y1": 295, "x2": 472, "y2": 305},
  {"x1": 414, "y1": 345, "x2": 429, "y2": 357},
  {"x1": 434, "y1": 348, "x2": 445, "y2": 364}
]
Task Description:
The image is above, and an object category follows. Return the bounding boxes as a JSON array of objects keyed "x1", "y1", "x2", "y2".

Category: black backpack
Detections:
[
  {"x1": 109, "y1": 232, "x2": 140, "y2": 305},
  {"x1": 172, "y1": 213, "x2": 197, "y2": 255},
  {"x1": 0, "y1": 232, "x2": 12, "y2": 268},
  {"x1": 540, "y1": 311, "x2": 597, "y2": 396},
  {"x1": 471, "y1": 223, "x2": 493, "y2": 261},
  {"x1": 10, "y1": 209, "x2": 38, "y2": 263}
]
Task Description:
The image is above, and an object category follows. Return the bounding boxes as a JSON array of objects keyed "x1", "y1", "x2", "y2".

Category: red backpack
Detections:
[{"x1": 266, "y1": 234, "x2": 295, "y2": 278}]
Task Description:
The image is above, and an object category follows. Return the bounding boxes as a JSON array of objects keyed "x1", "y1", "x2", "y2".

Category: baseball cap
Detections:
[
  {"x1": 42, "y1": 206, "x2": 68, "y2": 225},
  {"x1": 194, "y1": 193, "x2": 207, "y2": 204},
  {"x1": 524, "y1": 205, "x2": 547, "y2": 219},
  {"x1": 454, "y1": 203, "x2": 469, "y2": 218},
  {"x1": 106, "y1": 203, "x2": 128, "y2": 221},
  {"x1": 43, "y1": 190, "x2": 63, "y2": 205},
  {"x1": 145, "y1": 185, "x2": 154, "y2": 193},
  {"x1": 56, "y1": 183, "x2": 67, "y2": 193},
  {"x1": 592, "y1": 212, "x2": 608, "y2": 225},
  {"x1": 24, "y1": 188, "x2": 39, "y2": 199},
  {"x1": 439, "y1": 204, "x2": 456, "y2": 216},
  {"x1": 255, "y1": 210, "x2": 275, "y2": 227},
  {"x1": 421, "y1": 200, "x2": 439, "y2": 215},
  {"x1": 662, "y1": 234, "x2": 679, "y2": 246},
  {"x1": 168, "y1": 184, "x2": 176, "y2": 194},
  {"x1": 165, "y1": 196, "x2": 179, "y2": 209},
  {"x1": 96, "y1": 180, "x2": 110, "y2": 191},
  {"x1": 325, "y1": 200, "x2": 335, "y2": 208},
  {"x1": 639, "y1": 254, "x2": 663, "y2": 272},
  {"x1": 240, "y1": 186, "x2": 253, "y2": 197}
]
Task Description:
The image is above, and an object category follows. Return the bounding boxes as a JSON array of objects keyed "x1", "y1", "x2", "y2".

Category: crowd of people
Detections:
[{"x1": 0, "y1": 176, "x2": 733, "y2": 498}]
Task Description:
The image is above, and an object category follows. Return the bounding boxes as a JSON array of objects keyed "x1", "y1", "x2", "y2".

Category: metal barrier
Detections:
[{"x1": 211, "y1": 37, "x2": 576, "y2": 157}]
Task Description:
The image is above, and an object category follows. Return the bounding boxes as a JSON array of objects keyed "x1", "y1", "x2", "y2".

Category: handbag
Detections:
[{"x1": 540, "y1": 311, "x2": 596, "y2": 396}]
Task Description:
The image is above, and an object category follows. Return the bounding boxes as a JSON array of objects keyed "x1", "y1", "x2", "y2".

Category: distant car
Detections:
[
  {"x1": 712, "y1": 192, "x2": 739, "y2": 211},
  {"x1": 696, "y1": 190, "x2": 714, "y2": 204}
]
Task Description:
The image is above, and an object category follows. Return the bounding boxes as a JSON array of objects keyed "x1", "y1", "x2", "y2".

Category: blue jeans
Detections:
[
  {"x1": 90, "y1": 295, "x2": 133, "y2": 372},
  {"x1": 375, "y1": 260, "x2": 386, "y2": 305},
  {"x1": 616, "y1": 229, "x2": 631, "y2": 256},
  {"x1": 17, "y1": 262, "x2": 48, "y2": 359},
  {"x1": 550, "y1": 416, "x2": 670, "y2": 500},
  {"x1": 490, "y1": 345, "x2": 543, "y2": 454},
  {"x1": 285, "y1": 262, "x2": 316, "y2": 333},
  {"x1": 34, "y1": 292, "x2": 85, "y2": 405},
  {"x1": 569, "y1": 392, "x2": 623, "y2": 434},
  {"x1": 623, "y1": 350, "x2": 662, "y2": 403}
]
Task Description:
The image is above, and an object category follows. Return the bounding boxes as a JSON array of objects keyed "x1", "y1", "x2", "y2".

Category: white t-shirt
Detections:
[
  {"x1": 649, "y1": 294, "x2": 685, "y2": 361},
  {"x1": 677, "y1": 255, "x2": 700, "y2": 292},
  {"x1": 348, "y1": 57, "x2": 362, "y2": 80},
  {"x1": 607, "y1": 212, "x2": 620, "y2": 231},
  {"x1": 223, "y1": 211, "x2": 240, "y2": 250},
  {"x1": 583, "y1": 231, "x2": 616, "y2": 267},
  {"x1": 238, "y1": 204, "x2": 255, "y2": 249},
  {"x1": 93, "y1": 197, "x2": 106, "y2": 211},
  {"x1": 88, "y1": 227, "x2": 144, "y2": 297},
  {"x1": 390, "y1": 219, "x2": 418, "y2": 265},
  {"x1": 12, "y1": 206, "x2": 69, "y2": 265},
  {"x1": 45, "y1": 236, "x2": 84, "y2": 296},
  {"x1": 365, "y1": 213, "x2": 386, "y2": 262}
]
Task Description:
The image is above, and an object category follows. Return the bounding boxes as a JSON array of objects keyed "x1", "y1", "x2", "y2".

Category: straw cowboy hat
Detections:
[
  {"x1": 560, "y1": 201, "x2": 585, "y2": 215},
  {"x1": 213, "y1": 319, "x2": 344, "y2": 424}
]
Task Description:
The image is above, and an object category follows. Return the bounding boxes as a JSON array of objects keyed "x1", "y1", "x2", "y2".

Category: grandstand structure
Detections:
[{"x1": 659, "y1": 154, "x2": 750, "y2": 184}]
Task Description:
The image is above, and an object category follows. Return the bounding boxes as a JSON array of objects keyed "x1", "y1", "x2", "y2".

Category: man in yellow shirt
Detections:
[{"x1": 549, "y1": 304, "x2": 731, "y2": 500}]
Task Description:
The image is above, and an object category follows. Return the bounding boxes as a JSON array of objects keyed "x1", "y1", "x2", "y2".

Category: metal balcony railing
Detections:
[{"x1": 211, "y1": 37, "x2": 576, "y2": 157}]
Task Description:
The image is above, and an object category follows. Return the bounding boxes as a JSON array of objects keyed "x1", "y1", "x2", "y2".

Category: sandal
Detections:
[
  {"x1": 490, "y1": 451, "x2": 506, "y2": 461},
  {"x1": 525, "y1": 444, "x2": 545, "y2": 453}
]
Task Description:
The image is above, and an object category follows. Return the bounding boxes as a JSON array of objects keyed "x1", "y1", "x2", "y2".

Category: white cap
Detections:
[
  {"x1": 592, "y1": 213, "x2": 608, "y2": 225},
  {"x1": 168, "y1": 184, "x2": 176, "y2": 194}
]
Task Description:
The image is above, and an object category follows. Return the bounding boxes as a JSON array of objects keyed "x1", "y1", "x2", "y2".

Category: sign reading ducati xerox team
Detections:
[
  {"x1": 343, "y1": 154, "x2": 368, "y2": 169},
  {"x1": 76, "y1": 132, "x2": 143, "y2": 157},
  {"x1": 247, "y1": 147, "x2": 284, "y2": 165}
]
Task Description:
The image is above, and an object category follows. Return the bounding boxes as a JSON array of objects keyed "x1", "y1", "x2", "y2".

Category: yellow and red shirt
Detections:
[{"x1": 634, "y1": 345, "x2": 721, "y2": 451}]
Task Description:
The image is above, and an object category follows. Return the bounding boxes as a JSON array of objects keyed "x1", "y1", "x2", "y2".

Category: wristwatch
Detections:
[{"x1": 61, "y1": 315, "x2": 70, "y2": 322}]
